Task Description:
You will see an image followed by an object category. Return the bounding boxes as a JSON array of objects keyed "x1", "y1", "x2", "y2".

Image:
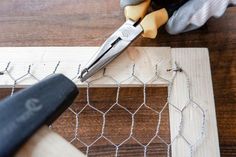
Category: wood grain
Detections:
[
  {"x1": 0, "y1": 0, "x2": 235, "y2": 156},
  {"x1": 0, "y1": 87, "x2": 170, "y2": 157},
  {"x1": 52, "y1": 87, "x2": 170, "y2": 157},
  {"x1": 0, "y1": 47, "x2": 171, "y2": 87},
  {"x1": 15, "y1": 126, "x2": 86, "y2": 157},
  {"x1": 170, "y1": 48, "x2": 220, "y2": 157}
]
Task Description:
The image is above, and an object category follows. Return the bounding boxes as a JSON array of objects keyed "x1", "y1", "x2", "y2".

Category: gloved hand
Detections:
[
  {"x1": 120, "y1": 0, "x2": 236, "y2": 35},
  {"x1": 166, "y1": 0, "x2": 236, "y2": 34}
]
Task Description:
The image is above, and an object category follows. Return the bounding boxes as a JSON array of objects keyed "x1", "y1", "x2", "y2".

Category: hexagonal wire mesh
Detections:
[{"x1": 0, "y1": 61, "x2": 206, "y2": 157}]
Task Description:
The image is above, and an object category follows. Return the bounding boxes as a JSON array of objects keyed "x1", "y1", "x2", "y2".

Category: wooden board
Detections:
[
  {"x1": 0, "y1": 47, "x2": 171, "y2": 87},
  {"x1": 15, "y1": 126, "x2": 86, "y2": 157},
  {"x1": 0, "y1": 47, "x2": 220, "y2": 157},
  {"x1": 170, "y1": 48, "x2": 220, "y2": 157}
]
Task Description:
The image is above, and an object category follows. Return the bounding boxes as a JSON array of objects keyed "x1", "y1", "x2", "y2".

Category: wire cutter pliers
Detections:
[{"x1": 80, "y1": 0, "x2": 187, "y2": 82}]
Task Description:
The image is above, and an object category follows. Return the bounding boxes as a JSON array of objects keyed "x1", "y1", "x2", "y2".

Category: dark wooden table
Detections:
[{"x1": 0, "y1": 0, "x2": 235, "y2": 156}]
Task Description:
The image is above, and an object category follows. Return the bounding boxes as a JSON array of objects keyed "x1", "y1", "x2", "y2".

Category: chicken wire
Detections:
[{"x1": 0, "y1": 61, "x2": 206, "y2": 157}]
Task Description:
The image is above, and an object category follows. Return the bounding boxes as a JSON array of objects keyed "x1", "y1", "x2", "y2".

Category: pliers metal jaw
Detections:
[{"x1": 80, "y1": 19, "x2": 143, "y2": 82}]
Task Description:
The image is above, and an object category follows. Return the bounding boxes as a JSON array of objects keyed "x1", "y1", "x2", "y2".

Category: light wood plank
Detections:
[
  {"x1": 15, "y1": 126, "x2": 86, "y2": 157},
  {"x1": 170, "y1": 48, "x2": 220, "y2": 157},
  {"x1": 0, "y1": 47, "x2": 171, "y2": 87}
]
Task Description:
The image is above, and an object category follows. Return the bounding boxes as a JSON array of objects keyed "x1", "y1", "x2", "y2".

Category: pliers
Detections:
[{"x1": 80, "y1": 0, "x2": 188, "y2": 82}]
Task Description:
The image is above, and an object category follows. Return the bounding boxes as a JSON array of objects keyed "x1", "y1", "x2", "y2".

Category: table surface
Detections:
[{"x1": 0, "y1": 0, "x2": 235, "y2": 156}]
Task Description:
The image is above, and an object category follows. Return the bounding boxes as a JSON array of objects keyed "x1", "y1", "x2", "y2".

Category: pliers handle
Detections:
[{"x1": 124, "y1": 0, "x2": 169, "y2": 38}]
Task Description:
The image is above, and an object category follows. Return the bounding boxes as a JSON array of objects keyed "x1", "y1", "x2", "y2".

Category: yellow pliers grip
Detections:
[{"x1": 124, "y1": 0, "x2": 168, "y2": 39}]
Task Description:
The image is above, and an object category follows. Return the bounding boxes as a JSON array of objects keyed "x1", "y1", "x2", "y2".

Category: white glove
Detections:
[{"x1": 166, "y1": 0, "x2": 236, "y2": 34}]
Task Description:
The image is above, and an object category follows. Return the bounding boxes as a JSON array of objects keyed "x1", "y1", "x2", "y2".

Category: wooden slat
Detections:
[
  {"x1": 170, "y1": 48, "x2": 220, "y2": 157},
  {"x1": 15, "y1": 126, "x2": 86, "y2": 157},
  {"x1": 0, "y1": 47, "x2": 171, "y2": 87}
]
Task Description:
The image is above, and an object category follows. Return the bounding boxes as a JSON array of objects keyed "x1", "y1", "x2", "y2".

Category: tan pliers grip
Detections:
[{"x1": 124, "y1": 0, "x2": 168, "y2": 39}]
